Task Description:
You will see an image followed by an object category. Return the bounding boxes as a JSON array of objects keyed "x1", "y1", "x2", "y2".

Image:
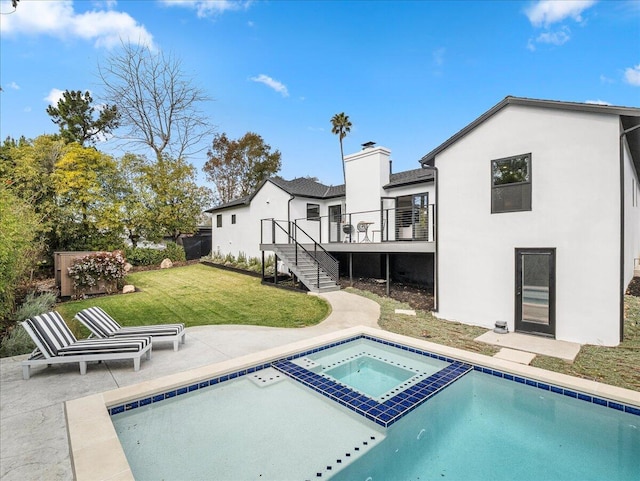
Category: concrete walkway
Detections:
[
  {"x1": 475, "y1": 331, "x2": 582, "y2": 362},
  {"x1": 0, "y1": 291, "x2": 380, "y2": 481}
]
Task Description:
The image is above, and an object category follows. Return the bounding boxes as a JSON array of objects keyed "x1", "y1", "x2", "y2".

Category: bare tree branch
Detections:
[{"x1": 99, "y1": 42, "x2": 214, "y2": 161}]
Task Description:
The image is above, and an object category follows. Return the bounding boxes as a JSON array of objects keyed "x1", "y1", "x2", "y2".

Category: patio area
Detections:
[{"x1": 0, "y1": 291, "x2": 380, "y2": 481}]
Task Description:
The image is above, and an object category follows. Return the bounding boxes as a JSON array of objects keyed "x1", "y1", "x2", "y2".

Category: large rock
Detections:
[
  {"x1": 122, "y1": 285, "x2": 135, "y2": 294},
  {"x1": 160, "y1": 258, "x2": 173, "y2": 269},
  {"x1": 124, "y1": 262, "x2": 133, "y2": 272}
]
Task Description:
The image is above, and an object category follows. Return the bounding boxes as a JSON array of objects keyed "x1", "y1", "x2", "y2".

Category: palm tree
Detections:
[{"x1": 331, "y1": 112, "x2": 352, "y2": 185}]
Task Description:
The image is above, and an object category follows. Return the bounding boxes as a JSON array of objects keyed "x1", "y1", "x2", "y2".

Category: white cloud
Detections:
[
  {"x1": 7, "y1": 81, "x2": 20, "y2": 90},
  {"x1": 600, "y1": 74, "x2": 615, "y2": 84},
  {"x1": 535, "y1": 28, "x2": 570, "y2": 46},
  {"x1": 160, "y1": 0, "x2": 252, "y2": 18},
  {"x1": 525, "y1": 0, "x2": 597, "y2": 27},
  {"x1": 250, "y1": 74, "x2": 289, "y2": 97},
  {"x1": 624, "y1": 64, "x2": 640, "y2": 86},
  {"x1": 585, "y1": 99, "x2": 611, "y2": 105},
  {"x1": 432, "y1": 47, "x2": 446, "y2": 67},
  {"x1": 24, "y1": 107, "x2": 32, "y2": 113},
  {"x1": 44, "y1": 88, "x2": 65, "y2": 105},
  {"x1": 0, "y1": 0, "x2": 154, "y2": 49}
]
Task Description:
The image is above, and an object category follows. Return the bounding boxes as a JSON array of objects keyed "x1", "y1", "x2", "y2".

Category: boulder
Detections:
[
  {"x1": 160, "y1": 258, "x2": 173, "y2": 269},
  {"x1": 124, "y1": 262, "x2": 133, "y2": 272},
  {"x1": 122, "y1": 285, "x2": 135, "y2": 294}
]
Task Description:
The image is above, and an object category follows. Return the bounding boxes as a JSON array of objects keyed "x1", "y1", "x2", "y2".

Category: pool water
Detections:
[
  {"x1": 332, "y1": 372, "x2": 640, "y2": 481},
  {"x1": 324, "y1": 356, "x2": 415, "y2": 398},
  {"x1": 302, "y1": 337, "x2": 448, "y2": 401},
  {"x1": 112, "y1": 372, "x2": 385, "y2": 481},
  {"x1": 110, "y1": 336, "x2": 640, "y2": 481}
]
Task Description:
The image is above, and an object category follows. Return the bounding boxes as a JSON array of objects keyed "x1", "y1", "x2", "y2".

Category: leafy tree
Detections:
[
  {"x1": 0, "y1": 186, "x2": 40, "y2": 321},
  {"x1": 140, "y1": 155, "x2": 214, "y2": 241},
  {"x1": 114, "y1": 153, "x2": 158, "y2": 247},
  {"x1": 330, "y1": 112, "x2": 352, "y2": 185},
  {"x1": 0, "y1": 135, "x2": 64, "y2": 256},
  {"x1": 203, "y1": 132, "x2": 282, "y2": 203},
  {"x1": 46, "y1": 90, "x2": 119, "y2": 146},
  {"x1": 99, "y1": 42, "x2": 213, "y2": 161},
  {"x1": 51, "y1": 144, "x2": 124, "y2": 250}
]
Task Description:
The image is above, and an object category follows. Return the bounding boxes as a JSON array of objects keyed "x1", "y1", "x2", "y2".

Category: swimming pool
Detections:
[{"x1": 66, "y1": 327, "x2": 640, "y2": 480}]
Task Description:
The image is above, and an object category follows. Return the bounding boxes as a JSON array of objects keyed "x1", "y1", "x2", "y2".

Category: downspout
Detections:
[
  {"x1": 619, "y1": 122, "x2": 640, "y2": 342},
  {"x1": 421, "y1": 164, "x2": 438, "y2": 312},
  {"x1": 287, "y1": 194, "x2": 295, "y2": 242}
]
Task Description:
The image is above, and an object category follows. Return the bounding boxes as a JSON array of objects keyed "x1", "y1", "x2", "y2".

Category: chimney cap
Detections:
[{"x1": 361, "y1": 141, "x2": 376, "y2": 149}]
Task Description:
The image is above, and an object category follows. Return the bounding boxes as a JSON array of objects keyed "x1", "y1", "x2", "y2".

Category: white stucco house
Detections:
[{"x1": 207, "y1": 96, "x2": 640, "y2": 347}]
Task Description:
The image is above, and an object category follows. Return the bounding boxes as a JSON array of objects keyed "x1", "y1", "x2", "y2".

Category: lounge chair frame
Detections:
[{"x1": 20, "y1": 312, "x2": 152, "y2": 380}]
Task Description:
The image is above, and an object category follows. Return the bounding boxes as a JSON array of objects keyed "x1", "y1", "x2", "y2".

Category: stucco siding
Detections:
[
  {"x1": 435, "y1": 104, "x2": 622, "y2": 345},
  {"x1": 623, "y1": 136, "x2": 640, "y2": 288},
  {"x1": 212, "y1": 182, "x2": 291, "y2": 259}
]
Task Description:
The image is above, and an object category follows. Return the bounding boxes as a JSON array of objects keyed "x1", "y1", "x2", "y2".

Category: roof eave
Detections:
[{"x1": 420, "y1": 96, "x2": 640, "y2": 166}]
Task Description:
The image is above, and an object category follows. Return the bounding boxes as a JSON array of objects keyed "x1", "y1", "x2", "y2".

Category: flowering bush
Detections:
[{"x1": 68, "y1": 251, "x2": 126, "y2": 295}]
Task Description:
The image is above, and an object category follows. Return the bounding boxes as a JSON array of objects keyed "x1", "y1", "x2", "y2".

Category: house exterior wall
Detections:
[
  {"x1": 212, "y1": 182, "x2": 291, "y2": 259},
  {"x1": 623, "y1": 135, "x2": 640, "y2": 287},
  {"x1": 434, "y1": 104, "x2": 622, "y2": 346}
]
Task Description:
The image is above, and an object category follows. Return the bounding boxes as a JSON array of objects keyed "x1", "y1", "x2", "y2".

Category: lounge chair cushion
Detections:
[
  {"x1": 22, "y1": 312, "x2": 151, "y2": 358},
  {"x1": 76, "y1": 306, "x2": 184, "y2": 338},
  {"x1": 57, "y1": 337, "x2": 150, "y2": 356},
  {"x1": 22, "y1": 312, "x2": 77, "y2": 357}
]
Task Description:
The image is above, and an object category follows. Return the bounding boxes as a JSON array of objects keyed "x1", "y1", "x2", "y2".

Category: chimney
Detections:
[{"x1": 361, "y1": 141, "x2": 376, "y2": 150}]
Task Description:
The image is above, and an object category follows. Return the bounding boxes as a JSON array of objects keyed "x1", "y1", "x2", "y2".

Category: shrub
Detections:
[
  {"x1": 12, "y1": 292, "x2": 57, "y2": 322},
  {"x1": 0, "y1": 292, "x2": 57, "y2": 358},
  {"x1": 68, "y1": 251, "x2": 126, "y2": 295},
  {"x1": 125, "y1": 242, "x2": 186, "y2": 266},
  {"x1": 125, "y1": 247, "x2": 162, "y2": 266},
  {"x1": 0, "y1": 187, "x2": 40, "y2": 320},
  {"x1": 164, "y1": 242, "x2": 186, "y2": 262}
]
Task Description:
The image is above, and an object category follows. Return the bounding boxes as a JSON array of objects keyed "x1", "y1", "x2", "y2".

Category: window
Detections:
[
  {"x1": 216, "y1": 214, "x2": 222, "y2": 228},
  {"x1": 491, "y1": 153, "x2": 532, "y2": 213},
  {"x1": 395, "y1": 193, "x2": 429, "y2": 240},
  {"x1": 231, "y1": 214, "x2": 236, "y2": 224},
  {"x1": 306, "y1": 203, "x2": 320, "y2": 221}
]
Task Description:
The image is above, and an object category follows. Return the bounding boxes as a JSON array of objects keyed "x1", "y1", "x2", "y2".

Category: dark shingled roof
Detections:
[
  {"x1": 206, "y1": 177, "x2": 345, "y2": 213},
  {"x1": 270, "y1": 177, "x2": 345, "y2": 198},
  {"x1": 205, "y1": 195, "x2": 251, "y2": 213},
  {"x1": 384, "y1": 168, "x2": 434, "y2": 188}
]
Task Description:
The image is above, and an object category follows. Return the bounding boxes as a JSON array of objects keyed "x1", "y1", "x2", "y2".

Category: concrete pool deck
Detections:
[{"x1": 0, "y1": 291, "x2": 380, "y2": 481}]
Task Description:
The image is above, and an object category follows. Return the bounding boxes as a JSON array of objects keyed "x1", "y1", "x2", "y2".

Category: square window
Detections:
[
  {"x1": 491, "y1": 154, "x2": 532, "y2": 213},
  {"x1": 216, "y1": 214, "x2": 222, "y2": 228},
  {"x1": 307, "y1": 203, "x2": 320, "y2": 221}
]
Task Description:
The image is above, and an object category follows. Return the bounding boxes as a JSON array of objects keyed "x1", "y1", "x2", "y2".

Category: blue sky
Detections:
[{"x1": 1, "y1": 0, "x2": 639, "y2": 190}]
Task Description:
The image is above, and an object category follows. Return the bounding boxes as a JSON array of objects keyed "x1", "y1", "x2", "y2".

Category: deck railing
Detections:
[{"x1": 293, "y1": 204, "x2": 436, "y2": 244}]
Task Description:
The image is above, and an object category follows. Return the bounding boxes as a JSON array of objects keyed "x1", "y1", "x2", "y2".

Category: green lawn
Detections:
[{"x1": 57, "y1": 263, "x2": 330, "y2": 336}]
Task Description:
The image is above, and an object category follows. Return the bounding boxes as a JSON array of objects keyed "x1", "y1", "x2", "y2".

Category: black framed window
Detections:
[
  {"x1": 491, "y1": 153, "x2": 532, "y2": 213},
  {"x1": 306, "y1": 203, "x2": 320, "y2": 221},
  {"x1": 231, "y1": 214, "x2": 236, "y2": 224},
  {"x1": 216, "y1": 214, "x2": 222, "y2": 228}
]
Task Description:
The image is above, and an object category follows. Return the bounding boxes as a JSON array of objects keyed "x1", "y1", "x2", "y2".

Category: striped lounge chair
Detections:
[
  {"x1": 75, "y1": 306, "x2": 186, "y2": 352},
  {"x1": 20, "y1": 311, "x2": 152, "y2": 380}
]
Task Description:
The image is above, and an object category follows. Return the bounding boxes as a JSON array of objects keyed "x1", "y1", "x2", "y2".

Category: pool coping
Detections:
[{"x1": 65, "y1": 326, "x2": 640, "y2": 481}]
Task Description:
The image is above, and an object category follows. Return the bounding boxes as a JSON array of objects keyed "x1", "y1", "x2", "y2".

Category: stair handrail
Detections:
[
  {"x1": 291, "y1": 220, "x2": 339, "y2": 284},
  {"x1": 262, "y1": 219, "x2": 339, "y2": 286}
]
